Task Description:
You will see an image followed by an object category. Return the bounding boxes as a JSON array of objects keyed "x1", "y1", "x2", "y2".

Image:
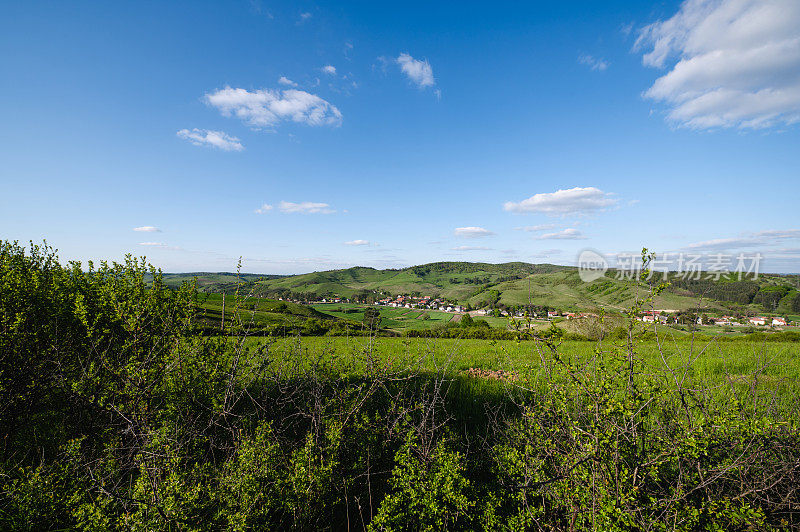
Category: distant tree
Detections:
[{"x1": 363, "y1": 307, "x2": 381, "y2": 329}]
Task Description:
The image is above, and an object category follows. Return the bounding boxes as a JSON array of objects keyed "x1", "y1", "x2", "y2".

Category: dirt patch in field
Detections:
[
  {"x1": 465, "y1": 368, "x2": 519, "y2": 381},
  {"x1": 449, "y1": 313, "x2": 462, "y2": 323}
]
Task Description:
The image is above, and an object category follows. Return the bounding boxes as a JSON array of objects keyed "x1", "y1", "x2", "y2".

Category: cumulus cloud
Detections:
[
  {"x1": 344, "y1": 239, "x2": 371, "y2": 246},
  {"x1": 454, "y1": 226, "x2": 494, "y2": 238},
  {"x1": 278, "y1": 201, "x2": 335, "y2": 214},
  {"x1": 322, "y1": 65, "x2": 336, "y2": 75},
  {"x1": 534, "y1": 228, "x2": 587, "y2": 240},
  {"x1": 635, "y1": 0, "x2": 800, "y2": 130},
  {"x1": 177, "y1": 128, "x2": 244, "y2": 151},
  {"x1": 205, "y1": 87, "x2": 342, "y2": 128},
  {"x1": 254, "y1": 204, "x2": 273, "y2": 214},
  {"x1": 278, "y1": 76, "x2": 298, "y2": 87},
  {"x1": 578, "y1": 54, "x2": 609, "y2": 71},
  {"x1": 133, "y1": 226, "x2": 161, "y2": 233},
  {"x1": 503, "y1": 187, "x2": 618, "y2": 216},
  {"x1": 396, "y1": 53, "x2": 435, "y2": 88}
]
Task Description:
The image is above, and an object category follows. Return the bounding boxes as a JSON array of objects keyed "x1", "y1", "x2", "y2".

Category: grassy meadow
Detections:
[{"x1": 246, "y1": 335, "x2": 800, "y2": 410}]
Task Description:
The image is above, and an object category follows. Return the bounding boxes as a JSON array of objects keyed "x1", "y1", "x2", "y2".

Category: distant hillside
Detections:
[
  {"x1": 194, "y1": 293, "x2": 361, "y2": 334},
  {"x1": 246, "y1": 262, "x2": 572, "y2": 302},
  {"x1": 158, "y1": 272, "x2": 285, "y2": 290},
  {"x1": 164, "y1": 262, "x2": 800, "y2": 316}
]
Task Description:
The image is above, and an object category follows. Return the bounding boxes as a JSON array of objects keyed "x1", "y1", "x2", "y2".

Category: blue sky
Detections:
[{"x1": 2, "y1": 0, "x2": 799, "y2": 273}]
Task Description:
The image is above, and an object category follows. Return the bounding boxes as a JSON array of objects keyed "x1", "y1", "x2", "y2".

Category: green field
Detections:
[
  {"x1": 196, "y1": 293, "x2": 345, "y2": 329},
  {"x1": 253, "y1": 336, "x2": 800, "y2": 386},
  {"x1": 310, "y1": 303, "x2": 456, "y2": 331}
]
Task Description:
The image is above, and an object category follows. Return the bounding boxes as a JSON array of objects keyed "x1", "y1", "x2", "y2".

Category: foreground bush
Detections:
[{"x1": 1, "y1": 241, "x2": 798, "y2": 530}]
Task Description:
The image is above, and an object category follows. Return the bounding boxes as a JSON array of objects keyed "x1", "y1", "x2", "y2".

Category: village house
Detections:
[
  {"x1": 749, "y1": 317, "x2": 767, "y2": 326},
  {"x1": 639, "y1": 311, "x2": 666, "y2": 323}
]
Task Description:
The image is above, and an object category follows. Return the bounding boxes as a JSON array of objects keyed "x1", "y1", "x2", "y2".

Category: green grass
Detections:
[
  {"x1": 244, "y1": 335, "x2": 800, "y2": 412},
  {"x1": 255, "y1": 336, "x2": 797, "y2": 376},
  {"x1": 197, "y1": 294, "x2": 343, "y2": 329},
  {"x1": 310, "y1": 303, "x2": 454, "y2": 331}
]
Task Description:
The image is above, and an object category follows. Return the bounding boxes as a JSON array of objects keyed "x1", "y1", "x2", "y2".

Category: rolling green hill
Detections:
[
  {"x1": 158, "y1": 272, "x2": 285, "y2": 290},
  {"x1": 247, "y1": 262, "x2": 572, "y2": 302},
  {"x1": 164, "y1": 262, "x2": 800, "y2": 316},
  {"x1": 194, "y1": 293, "x2": 360, "y2": 333}
]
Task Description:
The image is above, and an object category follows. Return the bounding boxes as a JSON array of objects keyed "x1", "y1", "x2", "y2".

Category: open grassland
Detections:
[
  {"x1": 196, "y1": 293, "x2": 798, "y2": 340},
  {"x1": 311, "y1": 303, "x2": 455, "y2": 331},
  {"x1": 250, "y1": 336, "x2": 800, "y2": 398}
]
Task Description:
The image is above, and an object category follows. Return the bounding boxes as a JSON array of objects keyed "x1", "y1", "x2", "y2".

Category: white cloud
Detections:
[
  {"x1": 755, "y1": 229, "x2": 800, "y2": 240},
  {"x1": 504, "y1": 187, "x2": 619, "y2": 216},
  {"x1": 515, "y1": 224, "x2": 556, "y2": 232},
  {"x1": 535, "y1": 228, "x2": 587, "y2": 240},
  {"x1": 299, "y1": 12, "x2": 312, "y2": 22},
  {"x1": 205, "y1": 87, "x2": 342, "y2": 128},
  {"x1": 177, "y1": 128, "x2": 244, "y2": 151},
  {"x1": 454, "y1": 226, "x2": 494, "y2": 238},
  {"x1": 635, "y1": 0, "x2": 800, "y2": 130},
  {"x1": 687, "y1": 237, "x2": 761, "y2": 250},
  {"x1": 686, "y1": 229, "x2": 800, "y2": 250},
  {"x1": 344, "y1": 239, "x2": 371, "y2": 246},
  {"x1": 254, "y1": 201, "x2": 337, "y2": 214},
  {"x1": 451, "y1": 245, "x2": 491, "y2": 251},
  {"x1": 578, "y1": 54, "x2": 609, "y2": 71},
  {"x1": 396, "y1": 53, "x2": 435, "y2": 88},
  {"x1": 278, "y1": 76, "x2": 298, "y2": 87},
  {"x1": 133, "y1": 226, "x2": 161, "y2": 233},
  {"x1": 322, "y1": 65, "x2": 336, "y2": 75},
  {"x1": 278, "y1": 201, "x2": 335, "y2": 214}
]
